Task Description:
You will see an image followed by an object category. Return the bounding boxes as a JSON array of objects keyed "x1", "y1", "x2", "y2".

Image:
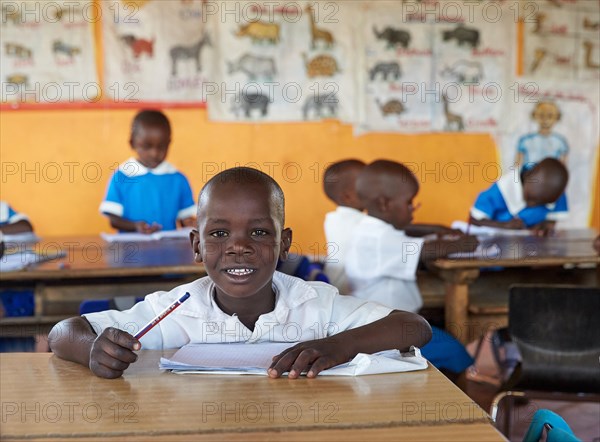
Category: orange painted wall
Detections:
[{"x1": 1, "y1": 108, "x2": 598, "y2": 254}]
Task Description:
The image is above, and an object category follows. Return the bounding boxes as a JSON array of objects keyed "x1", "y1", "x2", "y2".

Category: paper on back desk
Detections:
[
  {"x1": 451, "y1": 221, "x2": 532, "y2": 237},
  {"x1": 101, "y1": 228, "x2": 193, "y2": 242},
  {"x1": 159, "y1": 343, "x2": 428, "y2": 376}
]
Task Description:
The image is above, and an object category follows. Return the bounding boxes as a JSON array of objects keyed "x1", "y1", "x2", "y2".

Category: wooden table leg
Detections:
[{"x1": 438, "y1": 269, "x2": 480, "y2": 344}]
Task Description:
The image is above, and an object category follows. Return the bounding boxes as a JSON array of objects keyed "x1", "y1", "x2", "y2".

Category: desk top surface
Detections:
[
  {"x1": 1, "y1": 235, "x2": 205, "y2": 281},
  {"x1": 0, "y1": 351, "x2": 504, "y2": 441},
  {"x1": 434, "y1": 229, "x2": 599, "y2": 269}
]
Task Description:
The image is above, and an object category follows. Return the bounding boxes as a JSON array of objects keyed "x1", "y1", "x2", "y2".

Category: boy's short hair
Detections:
[
  {"x1": 356, "y1": 160, "x2": 418, "y2": 203},
  {"x1": 131, "y1": 110, "x2": 171, "y2": 137},
  {"x1": 524, "y1": 157, "x2": 568, "y2": 184},
  {"x1": 198, "y1": 167, "x2": 285, "y2": 226},
  {"x1": 323, "y1": 159, "x2": 365, "y2": 203}
]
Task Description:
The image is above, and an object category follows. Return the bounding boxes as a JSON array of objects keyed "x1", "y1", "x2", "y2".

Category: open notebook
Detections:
[
  {"x1": 159, "y1": 342, "x2": 428, "y2": 376},
  {"x1": 0, "y1": 249, "x2": 66, "y2": 272},
  {"x1": 451, "y1": 221, "x2": 532, "y2": 237}
]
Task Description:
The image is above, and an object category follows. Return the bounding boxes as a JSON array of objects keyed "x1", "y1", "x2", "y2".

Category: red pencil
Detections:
[{"x1": 134, "y1": 292, "x2": 190, "y2": 340}]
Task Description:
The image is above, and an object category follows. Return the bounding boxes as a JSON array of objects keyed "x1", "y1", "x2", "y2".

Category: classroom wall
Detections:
[{"x1": 1, "y1": 108, "x2": 598, "y2": 255}]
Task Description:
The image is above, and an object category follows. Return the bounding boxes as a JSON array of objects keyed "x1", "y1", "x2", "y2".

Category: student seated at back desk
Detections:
[
  {"x1": 322, "y1": 159, "x2": 367, "y2": 294},
  {"x1": 470, "y1": 158, "x2": 568, "y2": 235},
  {"x1": 322, "y1": 159, "x2": 460, "y2": 294},
  {"x1": 344, "y1": 160, "x2": 479, "y2": 383},
  {"x1": 0, "y1": 201, "x2": 33, "y2": 235},
  {"x1": 49, "y1": 167, "x2": 432, "y2": 379},
  {"x1": 99, "y1": 110, "x2": 196, "y2": 234}
]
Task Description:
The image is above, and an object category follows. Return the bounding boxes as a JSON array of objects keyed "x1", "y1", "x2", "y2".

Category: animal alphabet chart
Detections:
[
  {"x1": 358, "y1": 0, "x2": 516, "y2": 134},
  {"x1": 102, "y1": 0, "x2": 211, "y2": 102},
  {"x1": 1, "y1": 0, "x2": 98, "y2": 104},
  {"x1": 206, "y1": 1, "x2": 360, "y2": 123},
  {"x1": 522, "y1": 0, "x2": 600, "y2": 81},
  {"x1": 1, "y1": 0, "x2": 598, "y2": 142},
  {"x1": 357, "y1": 1, "x2": 434, "y2": 133}
]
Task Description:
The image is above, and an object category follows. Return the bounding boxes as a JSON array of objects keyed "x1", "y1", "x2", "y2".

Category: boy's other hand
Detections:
[
  {"x1": 505, "y1": 218, "x2": 526, "y2": 229},
  {"x1": 89, "y1": 327, "x2": 140, "y2": 379},
  {"x1": 180, "y1": 217, "x2": 196, "y2": 228},
  {"x1": 455, "y1": 234, "x2": 479, "y2": 252},
  {"x1": 267, "y1": 339, "x2": 347, "y2": 379},
  {"x1": 135, "y1": 221, "x2": 162, "y2": 234},
  {"x1": 531, "y1": 220, "x2": 556, "y2": 236}
]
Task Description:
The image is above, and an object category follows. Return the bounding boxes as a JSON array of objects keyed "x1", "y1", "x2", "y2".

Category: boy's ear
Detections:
[
  {"x1": 189, "y1": 229, "x2": 203, "y2": 263},
  {"x1": 376, "y1": 195, "x2": 389, "y2": 213},
  {"x1": 279, "y1": 228, "x2": 292, "y2": 261}
]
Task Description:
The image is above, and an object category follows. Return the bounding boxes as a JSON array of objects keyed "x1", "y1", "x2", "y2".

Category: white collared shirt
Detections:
[
  {"x1": 345, "y1": 216, "x2": 424, "y2": 313},
  {"x1": 83, "y1": 272, "x2": 393, "y2": 349},
  {"x1": 323, "y1": 206, "x2": 366, "y2": 294}
]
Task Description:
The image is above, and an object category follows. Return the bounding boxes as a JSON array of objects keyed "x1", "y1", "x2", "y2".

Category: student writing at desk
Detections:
[
  {"x1": 322, "y1": 159, "x2": 460, "y2": 294},
  {"x1": 469, "y1": 157, "x2": 568, "y2": 235},
  {"x1": 99, "y1": 110, "x2": 196, "y2": 233},
  {"x1": 345, "y1": 160, "x2": 478, "y2": 313},
  {"x1": 49, "y1": 167, "x2": 432, "y2": 379},
  {"x1": 343, "y1": 160, "x2": 478, "y2": 384}
]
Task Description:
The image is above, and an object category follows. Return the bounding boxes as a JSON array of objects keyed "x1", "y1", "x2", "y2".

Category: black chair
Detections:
[{"x1": 490, "y1": 284, "x2": 600, "y2": 438}]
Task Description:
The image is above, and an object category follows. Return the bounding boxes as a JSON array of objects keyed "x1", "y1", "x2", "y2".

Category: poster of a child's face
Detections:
[
  {"x1": 497, "y1": 80, "x2": 599, "y2": 228},
  {"x1": 532, "y1": 102, "x2": 561, "y2": 133}
]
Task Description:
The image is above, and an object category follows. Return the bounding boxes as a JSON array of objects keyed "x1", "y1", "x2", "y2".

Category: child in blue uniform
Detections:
[
  {"x1": 470, "y1": 158, "x2": 568, "y2": 232},
  {"x1": 99, "y1": 110, "x2": 196, "y2": 233},
  {"x1": 0, "y1": 201, "x2": 33, "y2": 234}
]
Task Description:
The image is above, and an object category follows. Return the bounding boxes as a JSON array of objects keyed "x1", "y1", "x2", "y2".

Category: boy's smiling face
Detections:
[{"x1": 191, "y1": 180, "x2": 291, "y2": 305}]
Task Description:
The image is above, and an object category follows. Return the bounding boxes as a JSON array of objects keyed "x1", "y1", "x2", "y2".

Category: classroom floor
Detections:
[{"x1": 1, "y1": 333, "x2": 598, "y2": 441}]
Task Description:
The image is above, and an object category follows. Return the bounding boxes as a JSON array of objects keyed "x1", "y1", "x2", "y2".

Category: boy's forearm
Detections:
[
  {"x1": 420, "y1": 237, "x2": 477, "y2": 261},
  {"x1": 48, "y1": 317, "x2": 96, "y2": 367},
  {"x1": 469, "y1": 216, "x2": 523, "y2": 229},
  {"x1": 337, "y1": 311, "x2": 432, "y2": 357},
  {"x1": 405, "y1": 223, "x2": 450, "y2": 237},
  {"x1": 0, "y1": 220, "x2": 33, "y2": 234},
  {"x1": 107, "y1": 214, "x2": 137, "y2": 232}
]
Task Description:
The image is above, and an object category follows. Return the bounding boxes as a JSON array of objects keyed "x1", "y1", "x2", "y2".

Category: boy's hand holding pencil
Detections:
[
  {"x1": 89, "y1": 327, "x2": 140, "y2": 379},
  {"x1": 88, "y1": 292, "x2": 189, "y2": 378}
]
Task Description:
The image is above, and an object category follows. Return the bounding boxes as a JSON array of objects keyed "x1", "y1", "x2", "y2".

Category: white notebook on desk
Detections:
[
  {"x1": 101, "y1": 228, "x2": 193, "y2": 242},
  {"x1": 159, "y1": 343, "x2": 428, "y2": 376},
  {"x1": 0, "y1": 249, "x2": 66, "y2": 272},
  {"x1": 451, "y1": 221, "x2": 532, "y2": 237}
]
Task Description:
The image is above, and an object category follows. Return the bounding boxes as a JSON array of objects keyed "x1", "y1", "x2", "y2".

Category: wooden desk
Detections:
[
  {"x1": 0, "y1": 236, "x2": 206, "y2": 333},
  {"x1": 433, "y1": 230, "x2": 600, "y2": 343},
  {"x1": 0, "y1": 351, "x2": 507, "y2": 441}
]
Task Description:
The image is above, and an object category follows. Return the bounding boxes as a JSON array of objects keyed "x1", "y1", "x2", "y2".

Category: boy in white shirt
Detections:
[
  {"x1": 344, "y1": 160, "x2": 478, "y2": 381},
  {"x1": 345, "y1": 160, "x2": 478, "y2": 312},
  {"x1": 49, "y1": 167, "x2": 432, "y2": 379},
  {"x1": 322, "y1": 159, "x2": 366, "y2": 293}
]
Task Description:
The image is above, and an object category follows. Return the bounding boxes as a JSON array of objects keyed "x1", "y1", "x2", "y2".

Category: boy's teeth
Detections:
[{"x1": 227, "y1": 268, "x2": 253, "y2": 276}]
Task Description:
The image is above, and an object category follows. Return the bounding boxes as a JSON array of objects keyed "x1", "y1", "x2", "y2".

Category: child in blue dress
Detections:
[{"x1": 99, "y1": 110, "x2": 196, "y2": 233}]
